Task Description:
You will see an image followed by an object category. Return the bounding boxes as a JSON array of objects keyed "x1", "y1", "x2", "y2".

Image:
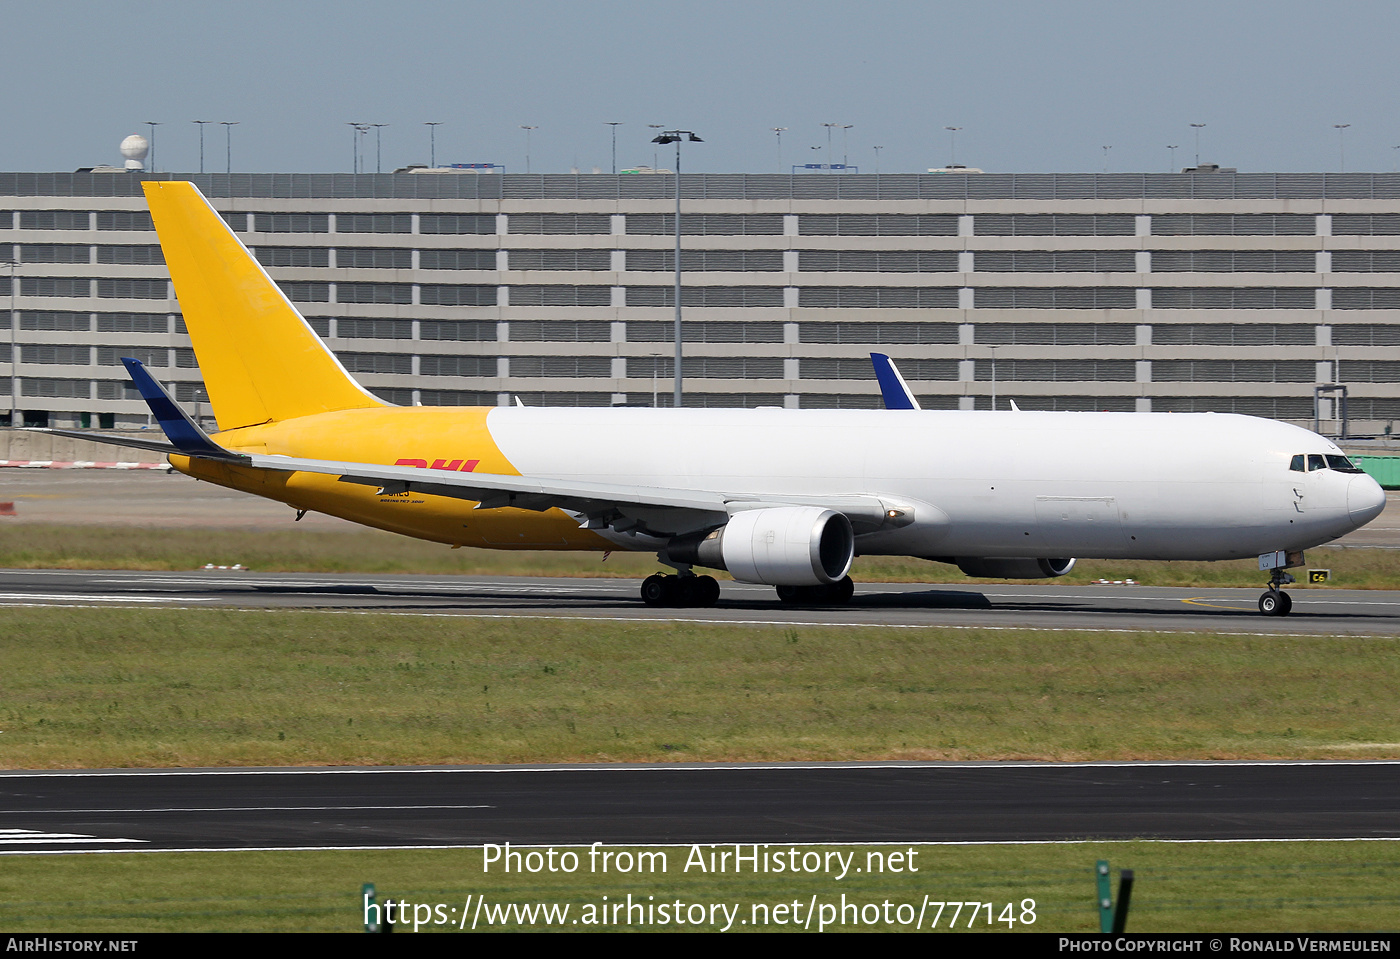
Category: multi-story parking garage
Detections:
[{"x1": 2, "y1": 170, "x2": 1399, "y2": 434}]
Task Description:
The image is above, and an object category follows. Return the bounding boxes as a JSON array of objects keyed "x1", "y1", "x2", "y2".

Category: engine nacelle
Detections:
[
  {"x1": 953, "y1": 557, "x2": 1076, "y2": 579},
  {"x1": 667, "y1": 507, "x2": 855, "y2": 586}
]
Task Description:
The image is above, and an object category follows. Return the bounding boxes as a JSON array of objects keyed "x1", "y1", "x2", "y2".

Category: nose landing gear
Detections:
[{"x1": 1259, "y1": 567, "x2": 1295, "y2": 616}]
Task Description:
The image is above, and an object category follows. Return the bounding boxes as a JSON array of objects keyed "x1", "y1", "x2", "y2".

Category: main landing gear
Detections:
[
  {"x1": 641, "y1": 573, "x2": 721, "y2": 608},
  {"x1": 775, "y1": 576, "x2": 855, "y2": 606},
  {"x1": 1259, "y1": 567, "x2": 1295, "y2": 617}
]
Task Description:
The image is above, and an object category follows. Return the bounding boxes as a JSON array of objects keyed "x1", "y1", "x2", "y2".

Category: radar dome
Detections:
[{"x1": 119, "y1": 134, "x2": 149, "y2": 170}]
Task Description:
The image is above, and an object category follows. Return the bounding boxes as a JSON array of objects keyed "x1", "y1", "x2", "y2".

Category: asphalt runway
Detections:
[
  {"x1": 1, "y1": 762, "x2": 1397, "y2": 853},
  {"x1": 5, "y1": 567, "x2": 1400, "y2": 636}
]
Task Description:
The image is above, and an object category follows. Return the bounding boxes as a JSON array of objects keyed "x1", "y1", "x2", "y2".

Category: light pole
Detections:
[
  {"x1": 370, "y1": 123, "x2": 388, "y2": 173},
  {"x1": 1102, "y1": 145, "x2": 1112, "y2": 173},
  {"x1": 424, "y1": 122, "x2": 443, "y2": 168},
  {"x1": 348, "y1": 122, "x2": 359, "y2": 172},
  {"x1": 1190, "y1": 123, "x2": 1206, "y2": 167},
  {"x1": 607, "y1": 122, "x2": 622, "y2": 174},
  {"x1": 4, "y1": 260, "x2": 17, "y2": 426},
  {"x1": 772, "y1": 127, "x2": 787, "y2": 172},
  {"x1": 220, "y1": 121, "x2": 238, "y2": 174},
  {"x1": 944, "y1": 126, "x2": 962, "y2": 167},
  {"x1": 840, "y1": 124, "x2": 853, "y2": 169},
  {"x1": 650, "y1": 130, "x2": 703, "y2": 408},
  {"x1": 520, "y1": 126, "x2": 538, "y2": 174},
  {"x1": 1167, "y1": 144, "x2": 1178, "y2": 172},
  {"x1": 145, "y1": 122, "x2": 161, "y2": 173},
  {"x1": 193, "y1": 120, "x2": 211, "y2": 174},
  {"x1": 1334, "y1": 124, "x2": 1351, "y2": 173},
  {"x1": 873, "y1": 145, "x2": 883, "y2": 175},
  {"x1": 822, "y1": 122, "x2": 839, "y2": 171}
]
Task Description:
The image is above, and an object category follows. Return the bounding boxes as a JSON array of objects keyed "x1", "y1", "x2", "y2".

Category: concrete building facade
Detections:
[{"x1": 2, "y1": 170, "x2": 1399, "y2": 433}]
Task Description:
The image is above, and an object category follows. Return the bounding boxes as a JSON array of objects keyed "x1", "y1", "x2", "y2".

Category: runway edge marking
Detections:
[
  {"x1": 4, "y1": 758, "x2": 1400, "y2": 778},
  {"x1": 1, "y1": 600, "x2": 1395, "y2": 641},
  {"x1": 4, "y1": 836, "x2": 1400, "y2": 857}
]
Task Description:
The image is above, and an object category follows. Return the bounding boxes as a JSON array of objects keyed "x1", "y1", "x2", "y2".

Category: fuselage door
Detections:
[{"x1": 1034, "y1": 495, "x2": 1128, "y2": 552}]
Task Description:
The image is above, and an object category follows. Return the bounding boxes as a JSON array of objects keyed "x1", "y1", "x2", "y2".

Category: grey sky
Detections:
[{"x1": 2, "y1": 0, "x2": 1397, "y2": 175}]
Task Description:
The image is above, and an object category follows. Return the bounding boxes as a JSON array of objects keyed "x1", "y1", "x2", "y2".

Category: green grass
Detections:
[
  {"x1": 2, "y1": 608, "x2": 1397, "y2": 768},
  {"x1": 2, "y1": 842, "x2": 1396, "y2": 932},
  {"x1": 0, "y1": 523, "x2": 1395, "y2": 588}
]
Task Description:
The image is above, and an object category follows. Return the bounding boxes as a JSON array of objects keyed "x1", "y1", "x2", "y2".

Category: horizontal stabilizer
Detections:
[
  {"x1": 21, "y1": 428, "x2": 181, "y2": 456},
  {"x1": 870, "y1": 353, "x2": 921, "y2": 410}
]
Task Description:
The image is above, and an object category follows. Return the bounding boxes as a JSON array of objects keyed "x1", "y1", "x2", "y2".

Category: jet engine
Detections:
[
  {"x1": 952, "y1": 557, "x2": 1076, "y2": 579},
  {"x1": 666, "y1": 507, "x2": 855, "y2": 586}
]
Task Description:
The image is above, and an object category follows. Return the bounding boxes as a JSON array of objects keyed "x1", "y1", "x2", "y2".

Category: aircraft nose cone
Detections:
[{"x1": 1348, "y1": 475, "x2": 1387, "y2": 526}]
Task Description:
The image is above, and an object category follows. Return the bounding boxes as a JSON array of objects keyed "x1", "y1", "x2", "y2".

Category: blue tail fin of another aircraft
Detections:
[
  {"x1": 121, "y1": 357, "x2": 246, "y2": 461},
  {"x1": 870, "y1": 353, "x2": 921, "y2": 410}
]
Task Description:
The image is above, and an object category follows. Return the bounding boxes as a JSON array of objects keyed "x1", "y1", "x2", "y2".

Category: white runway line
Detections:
[
  {"x1": 0, "y1": 829, "x2": 145, "y2": 845},
  {"x1": 91, "y1": 576, "x2": 617, "y2": 594},
  {"x1": 0, "y1": 592, "x2": 213, "y2": 603},
  {"x1": 1, "y1": 599, "x2": 1396, "y2": 638},
  {"x1": 1, "y1": 804, "x2": 494, "y2": 814},
  {"x1": 4, "y1": 758, "x2": 1398, "y2": 778},
  {"x1": 4, "y1": 836, "x2": 1399, "y2": 856}
]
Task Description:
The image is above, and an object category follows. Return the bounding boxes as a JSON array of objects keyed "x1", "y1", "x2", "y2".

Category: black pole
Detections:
[{"x1": 1111, "y1": 869, "x2": 1134, "y2": 934}]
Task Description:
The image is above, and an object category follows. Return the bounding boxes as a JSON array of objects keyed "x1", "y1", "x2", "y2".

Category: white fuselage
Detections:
[{"x1": 486, "y1": 407, "x2": 1386, "y2": 561}]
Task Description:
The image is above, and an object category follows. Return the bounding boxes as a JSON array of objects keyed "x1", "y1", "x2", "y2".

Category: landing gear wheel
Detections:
[
  {"x1": 641, "y1": 574, "x2": 668, "y2": 607},
  {"x1": 1258, "y1": 590, "x2": 1293, "y2": 616},
  {"x1": 828, "y1": 575, "x2": 854, "y2": 605},
  {"x1": 642, "y1": 573, "x2": 720, "y2": 607},
  {"x1": 695, "y1": 575, "x2": 721, "y2": 607},
  {"x1": 775, "y1": 578, "x2": 855, "y2": 605},
  {"x1": 675, "y1": 576, "x2": 698, "y2": 606}
]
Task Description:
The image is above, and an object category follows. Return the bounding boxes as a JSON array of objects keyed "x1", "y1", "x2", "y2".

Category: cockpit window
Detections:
[{"x1": 1295, "y1": 452, "x2": 1368, "y2": 474}]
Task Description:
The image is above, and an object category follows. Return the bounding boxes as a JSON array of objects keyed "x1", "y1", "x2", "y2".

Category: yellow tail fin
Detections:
[{"x1": 143, "y1": 181, "x2": 384, "y2": 430}]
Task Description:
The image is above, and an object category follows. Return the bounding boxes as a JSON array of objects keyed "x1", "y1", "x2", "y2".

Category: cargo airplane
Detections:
[{"x1": 37, "y1": 181, "x2": 1387, "y2": 616}]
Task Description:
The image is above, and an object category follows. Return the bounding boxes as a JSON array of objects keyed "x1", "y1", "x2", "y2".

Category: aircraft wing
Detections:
[
  {"x1": 42, "y1": 358, "x2": 909, "y2": 537},
  {"x1": 243, "y1": 452, "x2": 905, "y2": 535}
]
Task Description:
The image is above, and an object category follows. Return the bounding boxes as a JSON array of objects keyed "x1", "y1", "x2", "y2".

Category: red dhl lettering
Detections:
[{"x1": 394, "y1": 458, "x2": 480, "y2": 472}]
